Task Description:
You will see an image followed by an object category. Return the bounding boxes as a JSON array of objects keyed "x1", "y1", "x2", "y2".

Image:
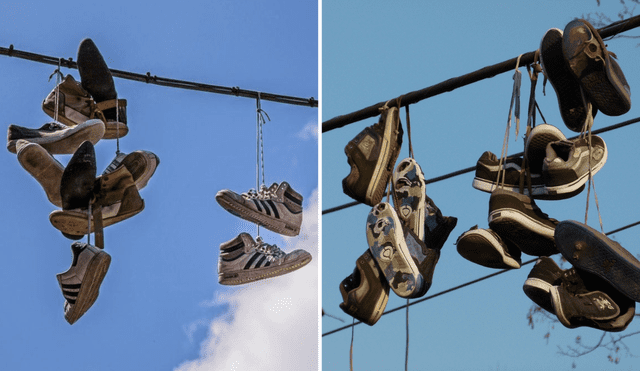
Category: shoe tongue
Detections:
[
  {"x1": 550, "y1": 140, "x2": 573, "y2": 161},
  {"x1": 40, "y1": 122, "x2": 67, "y2": 131}
]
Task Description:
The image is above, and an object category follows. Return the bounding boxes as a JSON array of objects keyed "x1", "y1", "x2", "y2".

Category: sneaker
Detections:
[
  {"x1": 524, "y1": 124, "x2": 566, "y2": 174},
  {"x1": 555, "y1": 220, "x2": 640, "y2": 302},
  {"x1": 7, "y1": 119, "x2": 105, "y2": 154},
  {"x1": 42, "y1": 74, "x2": 96, "y2": 128},
  {"x1": 339, "y1": 249, "x2": 390, "y2": 326},
  {"x1": 60, "y1": 141, "x2": 97, "y2": 211},
  {"x1": 57, "y1": 242, "x2": 111, "y2": 325},
  {"x1": 77, "y1": 38, "x2": 128, "y2": 139},
  {"x1": 343, "y1": 107, "x2": 403, "y2": 206},
  {"x1": 217, "y1": 233, "x2": 312, "y2": 285},
  {"x1": 15, "y1": 140, "x2": 64, "y2": 207},
  {"x1": 102, "y1": 150, "x2": 160, "y2": 190},
  {"x1": 523, "y1": 257, "x2": 564, "y2": 313},
  {"x1": 366, "y1": 202, "x2": 423, "y2": 298},
  {"x1": 563, "y1": 19, "x2": 631, "y2": 117},
  {"x1": 404, "y1": 227, "x2": 441, "y2": 298},
  {"x1": 540, "y1": 28, "x2": 597, "y2": 132},
  {"x1": 423, "y1": 195, "x2": 458, "y2": 251},
  {"x1": 392, "y1": 158, "x2": 426, "y2": 239},
  {"x1": 542, "y1": 135, "x2": 607, "y2": 196},
  {"x1": 488, "y1": 188, "x2": 558, "y2": 256},
  {"x1": 455, "y1": 226, "x2": 521, "y2": 269},
  {"x1": 215, "y1": 182, "x2": 303, "y2": 237}
]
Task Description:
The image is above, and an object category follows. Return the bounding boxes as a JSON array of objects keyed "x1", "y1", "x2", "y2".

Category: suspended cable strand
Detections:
[
  {"x1": 322, "y1": 15, "x2": 640, "y2": 132},
  {"x1": 322, "y1": 220, "x2": 640, "y2": 337},
  {"x1": 323, "y1": 116, "x2": 640, "y2": 215},
  {"x1": 0, "y1": 45, "x2": 317, "y2": 108}
]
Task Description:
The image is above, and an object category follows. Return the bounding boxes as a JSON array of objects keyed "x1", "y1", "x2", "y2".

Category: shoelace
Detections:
[
  {"x1": 255, "y1": 237, "x2": 285, "y2": 262},
  {"x1": 242, "y1": 183, "x2": 279, "y2": 200}
]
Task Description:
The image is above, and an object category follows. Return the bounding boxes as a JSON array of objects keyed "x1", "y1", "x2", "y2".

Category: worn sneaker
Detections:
[
  {"x1": 215, "y1": 182, "x2": 303, "y2": 237},
  {"x1": 488, "y1": 188, "x2": 558, "y2": 256},
  {"x1": 540, "y1": 28, "x2": 597, "y2": 132},
  {"x1": 392, "y1": 158, "x2": 426, "y2": 239},
  {"x1": 472, "y1": 151, "x2": 544, "y2": 196},
  {"x1": 366, "y1": 202, "x2": 423, "y2": 298},
  {"x1": 542, "y1": 135, "x2": 607, "y2": 196},
  {"x1": 404, "y1": 227, "x2": 441, "y2": 298},
  {"x1": 57, "y1": 242, "x2": 111, "y2": 325},
  {"x1": 60, "y1": 141, "x2": 97, "y2": 211},
  {"x1": 77, "y1": 38, "x2": 128, "y2": 139},
  {"x1": 563, "y1": 19, "x2": 631, "y2": 117},
  {"x1": 42, "y1": 74, "x2": 96, "y2": 127},
  {"x1": 7, "y1": 119, "x2": 105, "y2": 154},
  {"x1": 339, "y1": 249, "x2": 390, "y2": 326},
  {"x1": 423, "y1": 195, "x2": 458, "y2": 251},
  {"x1": 456, "y1": 226, "x2": 521, "y2": 269},
  {"x1": 555, "y1": 220, "x2": 640, "y2": 302},
  {"x1": 15, "y1": 140, "x2": 64, "y2": 207},
  {"x1": 524, "y1": 124, "x2": 566, "y2": 174},
  {"x1": 218, "y1": 233, "x2": 312, "y2": 285},
  {"x1": 523, "y1": 257, "x2": 564, "y2": 313},
  {"x1": 343, "y1": 107, "x2": 403, "y2": 206},
  {"x1": 102, "y1": 150, "x2": 160, "y2": 190}
]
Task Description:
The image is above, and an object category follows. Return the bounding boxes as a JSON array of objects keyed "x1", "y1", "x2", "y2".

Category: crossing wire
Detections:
[
  {"x1": 322, "y1": 219, "x2": 640, "y2": 337},
  {"x1": 0, "y1": 45, "x2": 317, "y2": 108}
]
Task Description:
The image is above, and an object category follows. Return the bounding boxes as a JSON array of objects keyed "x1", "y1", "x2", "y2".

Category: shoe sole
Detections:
[
  {"x1": 523, "y1": 277, "x2": 554, "y2": 313},
  {"x1": 366, "y1": 109, "x2": 400, "y2": 205},
  {"x1": 49, "y1": 200, "x2": 145, "y2": 236},
  {"x1": 488, "y1": 208, "x2": 556, "y2": 256},
  {"x1": 17, "y1": 142, "x2": 64, "y2": 207},
  {"x1": 543, "y1": 143, "x2": 607, "y2": 195},
  {"x1": 7, "y1": 119, "x2": 105, "y2": 155},
  {"x1": 456, "y1": 228, "x2": 520, "y2": 269},
  {"x1": 59, "y1": 251, "x2": 111, "y2": 325},
  {"x1": 42, "y1": 103, "x2": 128, "y2": 140},
  {"x1": 216, "y1": 192, "x2": 300, "y2": 237},
  {"x1": 555, "y1": 220, "x2": 640, "y2": 302},
  {"x1": 218, "y1": 253, "x2": 312, "y2": 285},
  {"x1": 549, "y1": 285, "x2": 576, "y2": 328},
  {"x1": 392, "y1": 158, "x2": 426, "y2": 239}
]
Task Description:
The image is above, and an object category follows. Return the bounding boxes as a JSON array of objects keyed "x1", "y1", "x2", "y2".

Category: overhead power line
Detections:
[
  {"x1": 0, "y1": 45, "x2": 318, "y2": 108},
  {"x1": 322, "y1": 116, "x2": 640, "y2": 215},
  {"x1": 322, "y1": 220, "x2": 640, "y2": 337},
  {"x1": 322, "y1": 15, "x2": 640, "y2": 132}
]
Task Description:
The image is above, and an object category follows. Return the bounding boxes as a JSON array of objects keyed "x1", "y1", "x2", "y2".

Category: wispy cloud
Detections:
[
  {"x1": 297, "y1": 121, "x2": 318, "y2": 141},
  {"x1": 175, "y1": 190, "x2": 319, "y2": 371}
]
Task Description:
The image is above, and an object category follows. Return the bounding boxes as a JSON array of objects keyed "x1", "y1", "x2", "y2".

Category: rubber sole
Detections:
[
  {"x1": 219, "y1": 254, "x2": 312, "y2": 285},
  {"x1": 489, "y1": 208, "x2": 557, "y2": 256},
  {"x1": 49, "y1": 201, "x2": 144, "y2": 236}
]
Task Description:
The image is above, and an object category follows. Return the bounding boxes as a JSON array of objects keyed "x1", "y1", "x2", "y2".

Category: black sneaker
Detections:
[
  {"x1": 555, "y1": 220, "x2": 640, "y2": 302},
  {"x1": 339, "y1": 249, "x2": 390, "y2": 326},
  {"x1": 524, "y1": 124, "x2": 566, "y2": 174},
  {"x1": 423, "y1": 195, "x2": 458, "y2": 251},
  {"x1": 343, "y1": 107, "x2": 403, "y2": 206},
  {"x1": 455, "y1": 225, "x2": 521, "y2": 269},
  {"x1": 60, "y1": 141, "x2": 97, "y2": 211},
  {"x1": 403, "y1": 227, "x2": 440, "y2": 298},
  {"x1": 472, "y1": 151, "x2": 546, "y2": 196},
  {"x1": 488, "y1": 188, "x2": 558, "y2": 257},
  {"x1": 523, "y1": 257, "x2": 564, "y2": 314}
]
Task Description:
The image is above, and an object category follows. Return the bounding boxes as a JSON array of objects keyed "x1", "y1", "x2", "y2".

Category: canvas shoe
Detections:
[
  {"x1": 77, "y1": 38, "x2": 128, "y2": 139},
  {"x1": 455, "y1": 226, "x2": 521, "y2": 269},
  {"x1": 472, "y1": 151, "x2": 545, "y2": 196},
  {"x1": 216, "y1": 181, "x2": 303, "y2": 237},
  {"x1": 7, "y1": 119, "x2": 104, "y2": 154},
  {"x1": 218, "y1": 233, "x2": 312, "y2": 285},
  {"x1": 57, "y1": 242, "x2": 111, "y2": 325},
  {"x1": 540, "y1": 28, "x2": 597, "y2": 132},
  {"x1": 339, "y1": 249, "x2": 390, "y2": 326},
  {"x1": 343, "y1": 107, "x2": 403, "y2": 206},
  {"x1": 523, "y1": 257, "x2": 564, "y2": 313},
  {"x1": 392, "y1": 158, "x2": 426, "y2": 240},
  {"x1": 366, "y1": 202, "x2": 423, "y2": 298},
  {"x1": 42, "y1": 74, "x2": 96, "y2": 127},
  {"x1": 524, "y1": 123, "x2": 566, "y2": 174},
  {"x1": 15, "y1": 140, "x2": 64, "y2": 207},
  {"x1": 563, "y1": 19, "x2": 631, "y2": 117},
  {"x1": 60, "y1": 141, "x2": 97, "y2": 211},
  {"x1": 488, "y1": 188, "x2": 558, "y2": 257},
  {"x1": 555, "y1": 220, "x2": 640, "y2": 302},
  {"x1": 542, "y1": 135, "x2": 607, "y2": 196},
  {"x1": 423, "y1": 194, "x2": 458, "y2": 251},
  {"x1": 102, "y1": 150, "x2": 160, "y2": 190}
]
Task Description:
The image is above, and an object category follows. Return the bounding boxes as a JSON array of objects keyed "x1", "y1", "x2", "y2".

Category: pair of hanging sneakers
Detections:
[{"x1": 215, "y1": 182, "x2": 312, "y2": 286}]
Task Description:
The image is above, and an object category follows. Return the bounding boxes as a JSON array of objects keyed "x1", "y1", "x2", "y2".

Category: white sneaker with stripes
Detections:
[{"x1": 215, "y1": 182, "x2": 303, "y2": 236}]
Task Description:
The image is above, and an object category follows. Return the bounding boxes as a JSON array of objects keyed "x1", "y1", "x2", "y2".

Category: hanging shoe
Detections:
[
  {"x1": 563, "y1": 19, "x2": 631, "y2": 117},
  {"x1": 392, "y1": 158, "x2": 426, "y2": 239},
  {"x1": 472, "y1": 151, "x2": 545, "y2": 196},
  {"x1": 455, "y1": 225, "x2": 521, "y2": 269},
  {"x1": 42, "y1": 74, "x2": 95, "y2": 128},
  {"x1": 102, "y1": 150, "x2": 160, "y2": 190},
  {"x1": 57, "y1": 242, "x2": 111, "y2": 325},
  {"x1": 523, "y1": 257, "x2": 564, "y2": 313},
  {"x1": 60, "y1": 141, "x2": 97, "y2": 211},
  {"x1": 339, "y1": 249, "x2": 390, "y2": 326},
  {"x1": 216, "y1": 181, "x2": 303, "y2": 237},
  {"x1": 540, "y1": 28, "x2": 597, "y2": 132},
  {"x1": 366, "y1": 202, "x2": 423, "y2": 298},
  {"x1": 15, "y1": 140, "x2": 64, "y2": 207},
  {"x1": 77, "y1": 38, "x2": 128, "y2": 139},
  {"x1": 403, "y1": 227, "x2": 441, "y2": 298},
  {"x1": 488, "y1": 188, "x2": 558, "y2": 257},
  {"x1": 542, "y1": 135, "x2": 607, "y2": 197},
  {"x1": 217, "y1": 233, "x2": 312, "y2": 285},
  {"x1": 524, "y1": 123, "x2": 566, "y2": 174},
  {"x1": 7, "y1": 119, "x2": 104, "y2": 154},
  {"x1": 343, "y1": 107, "x2": 403, "y2": 206},
  {"x1": 423, "y1": 195, "x2": 458, "y2": 251},
  {"x1": 555, "y1": 220, "x2": 640, "y2": 302}
]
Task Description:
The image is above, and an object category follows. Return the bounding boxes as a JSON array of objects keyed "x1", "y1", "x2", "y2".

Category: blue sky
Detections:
[
  {"x1": 322, "y1": 1, "x2": 640, "y2": 370},
  {"x1": 0, "y1": 1, "x2": 318, "y2": 370}
]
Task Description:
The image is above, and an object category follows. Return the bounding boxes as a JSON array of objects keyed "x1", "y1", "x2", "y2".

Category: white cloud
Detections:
[
  {"x1": 297, "y1": 121, "x2": 318, "y2": 141},
  {"x1": 175, "y1": 190, "x2": 319, "y2": 371}
]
